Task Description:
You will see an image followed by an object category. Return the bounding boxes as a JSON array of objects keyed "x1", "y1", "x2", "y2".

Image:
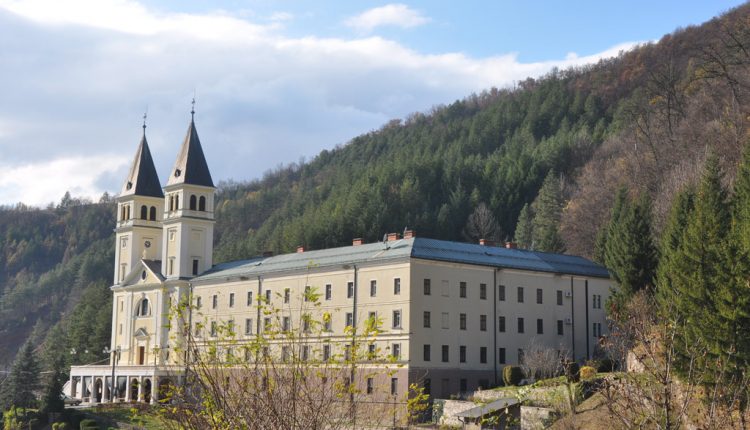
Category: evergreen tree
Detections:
[
  {"x1": 514, "y1": 203, "x2": 534, "y2": 249},
  {"x1": 604, "y1": 193, "x2": 657, "y2": 301},
  {"x1": 0, "y1": 340, "x2": 41, "y2": 410},
  {"x1": 669, "y1": 155, "x2": 731, "y2": 381},
  {"x1": 733, "y1": 140, "x2": 750, "y2": 250},
  {"x1": 655, "y1": 187, "x2": 695, "y2": 311},
  {"x1": 531, "y1": 171, "x2": 566, "y2": 253},
  {"x1": 40, "y1": 325, "x2": 68, "y2": 414}
]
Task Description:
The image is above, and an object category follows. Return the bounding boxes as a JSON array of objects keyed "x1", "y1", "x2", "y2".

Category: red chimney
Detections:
[
  {"x1": 479, "y1": 239, "x2": 496, "y2": 246},
  {"x1": 296, "y1": 245, "x2": 305, "y2": 253},
  {"x1": 505, "y1": 242, "x2": 517, "y2": 249},
  {"x1": 387, "y1": 233, "x2": 400, "y2": 242},
  {"x1": 403, "y1": 229, "x2": 416, "y2": 239},
  {"x1": 352, "y1": 238, "x2": 364, "y2": 246}
]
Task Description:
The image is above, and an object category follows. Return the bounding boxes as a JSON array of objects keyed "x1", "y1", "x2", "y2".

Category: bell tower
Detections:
[
  {"x1": 114, "y1": 121, "x2": 164, "y2": 284},
  {"x1": 161, "y1": 106, "x2": 215, "y2": 279}
]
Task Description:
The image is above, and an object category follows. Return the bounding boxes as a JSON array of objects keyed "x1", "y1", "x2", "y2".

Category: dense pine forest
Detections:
[{"x1": 1, "y1": 6, "x2": 750, "y2": 418}]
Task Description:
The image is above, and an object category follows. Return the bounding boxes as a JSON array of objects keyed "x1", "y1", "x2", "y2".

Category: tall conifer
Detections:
[
  {"x1": 670, "y1": 154, "x2": 730, "y2": 379},
  {"x1": 514, "y1": 203, "x2": 534, "y2": 249},
  {"x1": 531, "y1": 171, "x2": 566, "y2": 253},
  {"x1": 0, "y1": 340, "x2": 41, "y2": 410},
  {"x1": 655, "y1": 187, "x2": 694, "y2": 311}
]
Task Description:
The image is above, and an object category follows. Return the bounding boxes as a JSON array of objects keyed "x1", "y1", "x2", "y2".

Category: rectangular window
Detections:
[
  {"x1": 459, "y1": 345, "x2": 466, "y2": 363},
  {"x1": 393, "y1": 278, "x2": 401, "y2": 295},
  {"x1": 423, "y1": 311, "x2": 431, "y2": 328},
  {"x1": 536, "y1": 288, "x2": 543, "y2": 304},
  {"x1": 196, "y1": 296, "x2": 202, "y2": 309},
  {"x1": 518, "y1": 317, "x2": 525, "y2": 333},
  {"x1": 303, "y1": 315, "x2": 310, "y2": 333},
  {"x1": 265, "y1": 290, "x2": 271, "y2": 303},
  {"x1": 392, "y1": 310, "x2": 402, "y2": 328},
  {"x1": 423, "y1": 344, "x2": 431, "y2": 361},
  {"x1": 557, "y1": 320, "x2": 564, "y2": 335},
  {"x1": 480, "y1": 347, "x2": 487, "y2": 364},
  {"x1": 368, "y1": 343, "x2": 376, "y2": 359},
  {"x1": 284, "y1": 288, "x2": 290, "y2": 303},
  {"x1": 304, "y1": 286, "x2": 311, "y2": 302},
  {"x1": 323, "y1": 345, "x2": 331, "y2": 361},
  {"x1": 442, "y1": 345, "x2": 449, "y2": 362},
  {"x1": 460, "y1": 378, "x2": 467, "y2": 393},
  {"x1": 593, "y1": 322, "x2": 602, "y2": 337},
  {"x1": 499, "y1": 284, "x2": 506, "y2": 301},
  {"x1": 441, "y1": 312, "x2": 449, "y2": 329},
  {"x1": 392, "y1": 343, "x2": 401, "y2": 360},
  {"x1": 347, "y1": 282, "x2": 354, "y2": 298},
  {"x1": 212, "y1": 295, "x2": 218, "y2": 309},
  {"x1": 229, "y1": 293, "x2": 235, "y2": 307},
  {"x1": 247, "y1": 291, "x2": 253, "y2": 306},
  {"x1": 367, "y1": 378, "x2": 374, "y2": 394},
  {"x1": 557, "y1": 290, "x2": 563, "y2": 306},
  {"x1": 119, "y1": 323, "x2": 122, "y2": 335},
  {"x1": 498, "y1": 316, "x2": 506, "y2": 332},
  {"x1": 264, "y1": 317, "x2": 271, "y2": 331},
  {"x1": 325, "y1": 284, "x2": 332, "y2": 300},
  {"x1": 459, "y1": 281, "x2": 467, "y2": 298},
  {"x1": 324, "y1": 314, "x2": 332, "y2": 331},
  {"x1": 441, "y1": 280, "x2": 449, "y2": 297},
  {"x1": 480, "y1": 283, "x2": 487, "y2": 300},
  {"x1": 517, "y1": 287, "x2": 524, "y2": 303},
  {"x1": 282, "y1": 316, "x2": 290, "y2": 332},
  {"x1": 192, "y1": 259, "x2": 199, "y2": 276},
  {"x1": 498, "y1": 347, "x2": 506, "y2": 364},
  {"x1": 168, "y1": 258, "x2": 174, "y2": 276},
  {"x1": 424, "y1": 379, "x2": 431, "y2": 395},
  {"x1": 391, "y1": 378, "x2": 398, "y2": 396},
  {"x1": 245, "y1": 318, "x2": 253, "y2": 335},
  {"x1": 424, "y1": 279, "x2": 431, "y2": 295},
  {"x1": 346, "y1": 312, "x2": 354, "y2": 328},
  {"x1": 282, "y1": 346, "x2": 290, "y2": 362},
  {"x1": 370, "y1": 280, "x2": 377, "y2": 297},
  {"x1": 480, "y1": 314, "x2": 487, "y2": 331},
  {"x1": 210, "y1": 321, "x2": 217, "y2": 337},
  {"x1": 459, "y1": 313, "x2": 467, "y2": 330},
  {"x1": 301, "y1": 345, "x2": 310, "y2": 361},
  {"x1": 194, "y1": 322, "x2": 202, "y2": 337},
  {"x1": 537, "y1": 318, "x2": 544, "y2": 334}
]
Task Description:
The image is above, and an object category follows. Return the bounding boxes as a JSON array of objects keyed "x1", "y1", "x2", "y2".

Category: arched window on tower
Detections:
[
  {"x1": 189, "y1": 195, "x2": 197, "y2": 210},
  {"x1": 149, "y1": 206, "x2": 156, "y2": 221},
  {"x1": 136, "y1": 298, "x2": 150, "y2": 317},
  {"x1": 199, "y1": 196, "x2": 206, "y2": 211},
  {"x1": 125, "y1": 205, "x2": 130, "y2": 220},
  {"x1": 121, "y1": 206, "x2": 126, "y2": 221},
  {"x1": 140, "y1": 205, "x2": 148, "y2": 220},
  {"x1": 175, "y1": 195, "x2": 179, "y2": 210}
]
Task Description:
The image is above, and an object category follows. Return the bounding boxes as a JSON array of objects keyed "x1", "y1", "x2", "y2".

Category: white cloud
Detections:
[
  {"x1": 345, "y1": 3, "x2": 430, "y2": 33},
  {"x1": 0, "y1": 155, "x2": 129, "y2": 206},
  {"x1": 0, "y1": 0, "x2": 640, "y2": 207}
]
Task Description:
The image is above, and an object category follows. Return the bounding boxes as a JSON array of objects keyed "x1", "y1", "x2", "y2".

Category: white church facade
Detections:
[{"x1": 68, "y1": 113, "x2": 613, "y2": 404}]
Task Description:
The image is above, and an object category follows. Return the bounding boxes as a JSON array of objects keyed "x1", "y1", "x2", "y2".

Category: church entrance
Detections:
[
  {"x1": 143, "y1": 379, "x2": 152, "y2": 403},
  {"x1": 130, "y1": 378, "x2": 139, "y2": 401},
  {"x1": 94, "y1": 379, "x2": 103, "y2": 403}
]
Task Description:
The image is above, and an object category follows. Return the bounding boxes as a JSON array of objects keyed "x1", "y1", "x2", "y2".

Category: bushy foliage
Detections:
[{"x1": 579, "y1": 366, "x2": 596, "y2": 380}]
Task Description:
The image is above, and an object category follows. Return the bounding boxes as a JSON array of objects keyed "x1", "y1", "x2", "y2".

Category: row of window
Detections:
[
  {"x1": 196, "y1": 278, "x2": 403, "y2": 310},
  {"x1": 166, "y1": 194, "x2": 208, "y2": 212},
  {"x1": 423, "y1": 279, "x2": 575, "y2": 306}
]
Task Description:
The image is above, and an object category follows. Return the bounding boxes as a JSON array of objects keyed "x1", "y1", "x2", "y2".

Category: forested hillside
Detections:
[{"x1": 2, "y1": 3, "x2": 750, "y2": 372}]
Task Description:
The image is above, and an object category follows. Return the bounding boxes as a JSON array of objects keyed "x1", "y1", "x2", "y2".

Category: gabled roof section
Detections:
[
  {"x1": 119, "y1": 259, "x2": 165, "y2": 287},
  {"x1": 120, "y1": 133, "x2": 163, "y2": 198},
  {"x1": 192, "y1": 237, "x2": 610, "y2": 282},
  {"x1": 166, "y1": 118, "x2": 214, "y2": 187}
]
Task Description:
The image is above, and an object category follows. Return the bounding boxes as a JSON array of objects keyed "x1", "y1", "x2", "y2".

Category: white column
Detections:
[
  {"x1": 137, "y1": 377, "x2": 144, "y2": 402},
  {"x1": 102, "y1": 377, "x2": 109, "y2": 403},
  {"x1": 150, "y1": 376, "x2": 158, "y2": 405}
]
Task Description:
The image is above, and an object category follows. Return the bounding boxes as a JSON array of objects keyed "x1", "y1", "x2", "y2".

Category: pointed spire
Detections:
[
  {"x1": 166, "y1": 110, "x2": 214, "y2": 188},
  {"x1": 121, "y1": 121, "x2": 164, "y2": 198}
]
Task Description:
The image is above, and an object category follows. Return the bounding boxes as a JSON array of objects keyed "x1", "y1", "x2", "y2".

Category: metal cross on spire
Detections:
[
  {"x1": 191, "y1": 93, "x2": 196, "y2": 120},
  {"x1": 142, "y1": 110, "x2": 147, "y2": 134}
]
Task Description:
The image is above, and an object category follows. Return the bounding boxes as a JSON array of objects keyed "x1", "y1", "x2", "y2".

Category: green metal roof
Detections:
[{"x1": 194, "y1": 237, "x2": 609, "y2": 282}]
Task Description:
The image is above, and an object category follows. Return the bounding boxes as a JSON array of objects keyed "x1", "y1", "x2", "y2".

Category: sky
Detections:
[{"x1": 0, "y1": 0, "x2": 744, "y2": 207}]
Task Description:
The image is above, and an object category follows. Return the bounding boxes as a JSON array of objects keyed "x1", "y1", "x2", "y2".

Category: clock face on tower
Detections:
[{"x1": 144, "y1": 240, "x2": 151, "y2": 248}]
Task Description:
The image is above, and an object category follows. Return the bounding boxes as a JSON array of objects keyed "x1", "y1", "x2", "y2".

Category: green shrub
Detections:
[
  {"x1": 80, "y1": 418, "x2": 100, "y2": 430},
  {"x1": 565, "y1": 362, "x2": 580, "y2": 383},
  {"x1": 502, "y1": 365, "x2": 524, "y2": 386},
  {"x1": 579, "y1": 366, "x2": 597, "y2": 380}
]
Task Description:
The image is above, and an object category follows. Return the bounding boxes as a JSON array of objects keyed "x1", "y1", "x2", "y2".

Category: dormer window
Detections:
[{"x1": 136, "y1": 298, "x2": 150, "y2": 317}]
